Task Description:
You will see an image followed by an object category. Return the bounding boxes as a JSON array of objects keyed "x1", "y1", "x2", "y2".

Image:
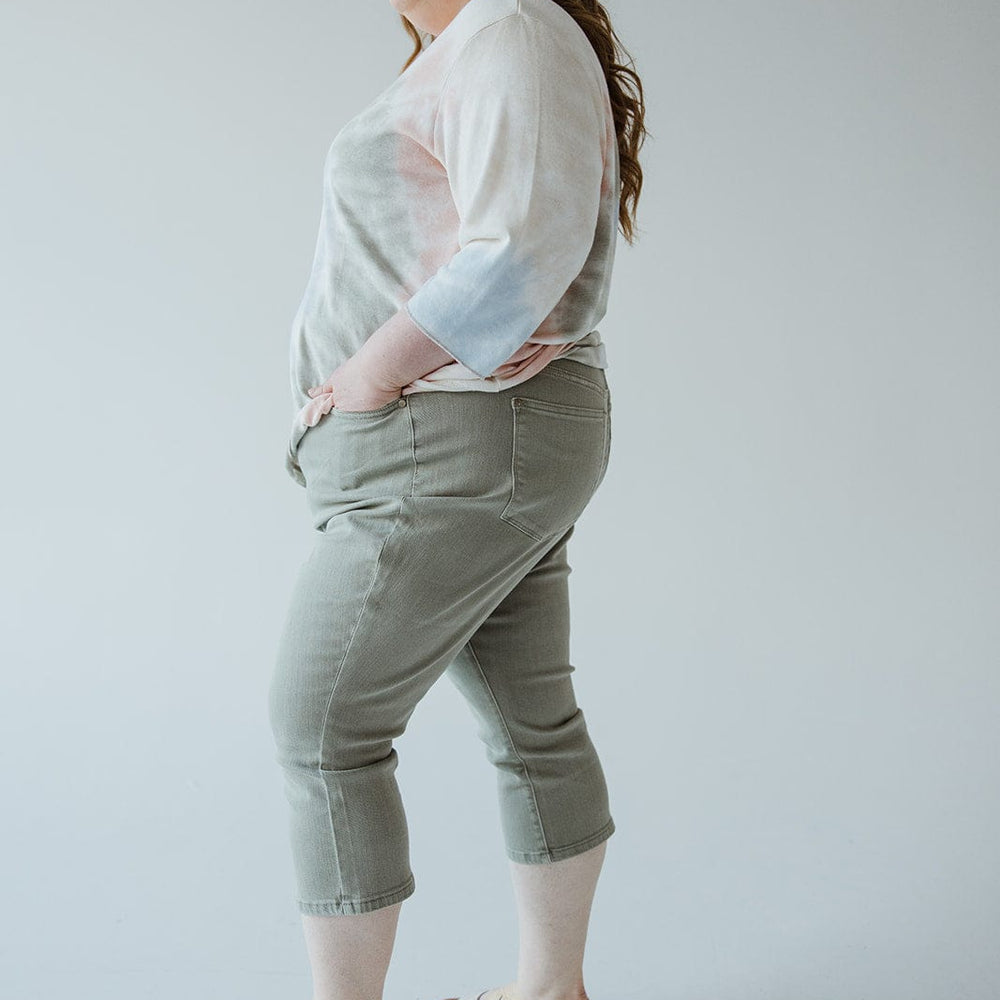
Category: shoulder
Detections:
[{"x1": 443, "y1": 0, "x2": 603, "y2": 91}]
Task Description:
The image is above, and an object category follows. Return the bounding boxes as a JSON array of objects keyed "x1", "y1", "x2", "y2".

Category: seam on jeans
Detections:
[
  {"x1": 505, "y1": 815, "x2": 615, "y2": 864},
  {"x1": 315, "y1": 496, "x2": 408, "y2": 894},
  {"x1": 500, "y1": 398, "x2": 540, "y2": 541},
  {"x1": 595, "y1": 407, "x2": 611, "y2": 489},
  {"x1": 319, "y1": 496, "x2": 406, "y2": 764},
  {"x1": 466, "y1": 637, "x2": 550, "y2": 857},
  {"x1": 404, "y1": 402, "x2": 417, "y2": 496},
  {"x1": 298, "y1": 871, "x2": 416, "y2": 915},
  {"x1": 542, "y1": 363, "x2": 609, "y2": 397}
]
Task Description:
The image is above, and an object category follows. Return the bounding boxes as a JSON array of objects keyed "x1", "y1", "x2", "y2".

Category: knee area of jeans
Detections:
[
  {"x1": 269, "y1": 723, "x2": 398, "y2": 773},
  {"x1": 267, "y1": 684, "x2": 314, "y2": 751},
  {"x1": 317, "y1": 745, "x2": 400, "y2": 776},
  {"x1": 517, "y1": 706, "x2": 594, "y2": 750}
]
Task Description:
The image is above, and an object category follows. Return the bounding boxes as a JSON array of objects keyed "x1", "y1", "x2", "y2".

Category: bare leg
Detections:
[
  {"x1": 301, "y1": 901, "x2": 402, "y2": 1000},
  {"x1": 301, "y1": 840, "x2": 605, "y2": 1000},
  {"x1": 484, "y1": 840, "x2": 608, "y2": 1000}
]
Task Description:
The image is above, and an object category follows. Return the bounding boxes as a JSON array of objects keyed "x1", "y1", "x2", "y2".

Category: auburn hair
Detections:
[{"x1": 398, "y1": 1, "x2": 648, "y2": 244}]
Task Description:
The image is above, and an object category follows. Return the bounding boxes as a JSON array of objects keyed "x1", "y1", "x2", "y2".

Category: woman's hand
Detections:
[{"x1": 301, "y1": 355, "x2": 402, "y2": 426}]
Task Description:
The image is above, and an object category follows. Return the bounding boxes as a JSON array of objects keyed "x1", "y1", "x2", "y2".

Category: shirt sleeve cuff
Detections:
[{"x1": 403, "y1": 300, "x2": 501, "y2": 379}]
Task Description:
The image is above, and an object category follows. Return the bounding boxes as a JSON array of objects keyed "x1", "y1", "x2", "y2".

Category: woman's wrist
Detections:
[{"x1": 353, "y1": 305, "x2": 456, "y2": 390}]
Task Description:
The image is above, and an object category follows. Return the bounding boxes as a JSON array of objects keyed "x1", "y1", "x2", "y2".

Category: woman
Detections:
[{"x1": 268, "y1": 1, "x2": 646, "y2": 998}]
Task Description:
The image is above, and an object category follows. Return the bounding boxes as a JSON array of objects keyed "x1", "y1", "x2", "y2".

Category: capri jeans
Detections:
[{"x1": 267, "y1": 356, "x2": 616, "y2": 916}]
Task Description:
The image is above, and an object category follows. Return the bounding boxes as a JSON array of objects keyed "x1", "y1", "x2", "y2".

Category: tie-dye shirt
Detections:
[{"x1": 285, "y1": 0, "x2": 620, "y2": 486}]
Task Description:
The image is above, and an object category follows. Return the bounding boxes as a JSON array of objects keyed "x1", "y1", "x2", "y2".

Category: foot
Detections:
[
  {"x1": 480, "y1": 982, "x2": 523, "y2": 1000},
  {"x1": 439, "y1": 984, "x2": 513, "y2": 1000},
  {"x1": 442, "y1": 981, "x2": 586, "y2": 1000}
]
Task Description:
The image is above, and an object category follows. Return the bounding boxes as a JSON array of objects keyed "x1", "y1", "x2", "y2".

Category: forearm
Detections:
[{"x1": 352, "y1": 304, "x2": 457, "y2": 390}]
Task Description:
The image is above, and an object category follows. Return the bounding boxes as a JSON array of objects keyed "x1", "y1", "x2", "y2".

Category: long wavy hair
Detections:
[{"x1": 398, "y1": 1, "x2": 648, "y2": 244}]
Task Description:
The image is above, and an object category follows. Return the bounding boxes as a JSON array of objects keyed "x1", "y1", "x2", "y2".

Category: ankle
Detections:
[{"x1": 507, "y1": 979, "x2": 589, "y2": 1000}]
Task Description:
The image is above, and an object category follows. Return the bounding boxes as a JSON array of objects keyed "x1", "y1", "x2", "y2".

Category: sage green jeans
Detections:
[{"x1": 268, "y1": 357, "x2": 616, "y2": 915}]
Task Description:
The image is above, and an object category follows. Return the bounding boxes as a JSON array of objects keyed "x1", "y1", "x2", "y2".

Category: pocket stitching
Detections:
[
  {"x1": 542, "y1": 364, "x2": 609, "y2": 397},
  {"x1": 508, "y1": 396, "x2": 607, "y2": 419},
  {"x1": 327, "y1": 397, "x2": 405, "y2": 420},
  {"x1": 500, "y1": 396, "x2": 609, "y2": 541}
]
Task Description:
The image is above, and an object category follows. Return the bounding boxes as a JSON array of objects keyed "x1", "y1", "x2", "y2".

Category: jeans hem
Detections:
[
  {"x1": 297, "y1": 872, "x2": 416, "y2": 916},
  {"x1": 505, "y1": 815, "x2": 616, "y2": 864}
]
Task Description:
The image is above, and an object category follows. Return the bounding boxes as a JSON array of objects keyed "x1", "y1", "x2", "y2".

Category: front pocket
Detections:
[
  {"x1": 327, "y1": 397, "x2": 408, "y2": 420},
  {"x1": 301, "y1": 398, "x2": 412, "y2": 498},
  {"x1": 500, "y1": 396, "x2": 609, "y2": 542}
]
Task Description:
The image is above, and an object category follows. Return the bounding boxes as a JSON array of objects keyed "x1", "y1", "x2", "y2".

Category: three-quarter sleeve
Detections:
[{"x1": 403, "y1": 15, "x2": 607, "y2": 379}]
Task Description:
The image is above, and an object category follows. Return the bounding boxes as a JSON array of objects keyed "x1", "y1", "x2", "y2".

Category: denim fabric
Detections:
[{"x1": 268, "y1": 358, "x2": 616, "y2": 915}]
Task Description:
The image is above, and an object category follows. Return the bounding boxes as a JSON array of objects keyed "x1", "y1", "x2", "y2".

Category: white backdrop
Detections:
[{"x1": 1, "y1": 2, "x2": 998, "y2": 999}]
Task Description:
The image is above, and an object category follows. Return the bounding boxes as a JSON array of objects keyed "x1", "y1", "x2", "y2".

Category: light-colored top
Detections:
[{"x1": 285, "y1": 0, "x2": 621, "y2": 486}]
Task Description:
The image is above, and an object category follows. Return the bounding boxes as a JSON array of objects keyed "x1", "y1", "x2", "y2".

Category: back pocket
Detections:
[{"x1": 500, "y1": 396, "x2": 610, "y2": 542}]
